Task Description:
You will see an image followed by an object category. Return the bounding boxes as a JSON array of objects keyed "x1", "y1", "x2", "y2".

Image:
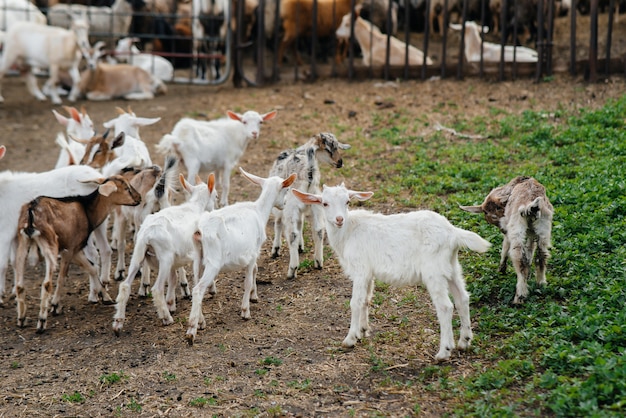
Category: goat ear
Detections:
[
  {"x1": 68, "y1": 134, "x2": 91, "y2": 145},
  {"x1": 115, "y1": 106, "x2": 127, "y2": 115},
  {"x1": 262, "y1": 110, "x2": 278, "y2": 121},
  {"x1": 52, "y1": 109, "x2": 69, "y2": 126},
  {"x1": 195, "y1": 174, "x2": 202, "y2": 185},
  {"x1": 339, "y1": 142, "x2": 351, "y2": 150},
  {"x1": 282, "y1": 173, "x2": 297, "y2": 188},
  {"x1": 134, "y1": 117, "x2": 161, "y2": 126},
  {"x1": 226, "y1": 111, "x2": 242, "y2": 121},
  {"x1": 292, "y1": 189, "x2": 322, "y2": 205},
  {"x1": 349, "y1": 191, "x2": 373, "y2": 201},
  {"x1": 459, "y1": 205, "x2": 484, "y2": 214},
  {"x1": 207, "y1": 173, "x2": 216, "y2": 192},
  {"x1": 98, "y1": 180, "x2": 118, "y2": 197},
  {"x1": 0, "y1": 145, "x2": 5, "y2": 160},
  {"x1": 179, "y1": 174, "x2": 192, "y2": 192},
  {"x1": 112, "y1": 132, "x2": 125, "y2": 149}
]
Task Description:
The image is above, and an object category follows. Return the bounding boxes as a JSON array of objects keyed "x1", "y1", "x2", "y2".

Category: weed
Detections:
[
  {"x1": 61, "y1": 391, "x2": 85, "y2": 403},
  {"x1": 99, "y1": 371, "x2": 127, "y2": 386},
  {"x1": 162, "y1": 371, "x2": 176, "y2": 382}
]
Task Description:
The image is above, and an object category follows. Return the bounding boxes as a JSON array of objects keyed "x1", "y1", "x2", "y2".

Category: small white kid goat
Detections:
[
  {"x1": 450, "y1": 21, "x2": 539, "y2": 63},
  {"x1": 460, "y1": 176, "x2": 553, "y2": 304},
  {"x1": 0, "y1": 16, "x2": 91, "y2": 104},
  {"x1": 157, "y1": 110, "x2": 278, "y2": 206},
  {"x1": 293, "y1": 184, "x2": 491, "y2": 362},
  {"x1": 14, "y1": 175, "x2": 141, "y2": 333},
  {"x1": 185, "y1": 168, "x2": 297, "y2": 345},
  {"x1": 270, "y1": 132, "x2": 351, "y2": 279},
  {"x1": 52, "y1": 106, "x2": 96, "y2": 168},
  {"x1": 112, "y1": 173, "x2": 217, "y2": 335},
  {"x1": 114, "y1": 37, "x2": 175, "y2": 82}
]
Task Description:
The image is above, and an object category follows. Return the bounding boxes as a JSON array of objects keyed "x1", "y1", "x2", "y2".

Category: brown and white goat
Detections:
[
  {"x1": 78, "y1": 42, "x2": 167, "y2": 101},
  {"x1": 14, "y1": 175, "x2": 141, "y2": 333},
  {"x1": 460, "y1": 176, "x2": 553, "y2": 304}
]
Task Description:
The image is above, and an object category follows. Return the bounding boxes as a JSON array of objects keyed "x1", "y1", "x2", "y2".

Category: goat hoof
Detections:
[
  {"x1": 271, "y1": 249, "x2": 280, "y2": 259},
  {"x1": 51, "y1": 304, "x2": 62, "y2": 316},
  {"x1": 17, "y1": 317, "x2": 25, "y2": 328},
  {"x1": 185, "y1": 332, "x2": 195, "y2": 346},
  {"x1": 36, "y1": 320, "x2": 46, "y2": 333},
  {"x1": 102, "y1": 299, "x2": 116, "y2": 306},
  {"x1": 115, "y1": 273, "x2": 125, "y2": 282}
]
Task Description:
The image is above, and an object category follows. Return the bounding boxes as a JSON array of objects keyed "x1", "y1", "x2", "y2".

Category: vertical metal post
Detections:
[{"x1": 589, "y1": 0, "x2": 598, "y2": 82}]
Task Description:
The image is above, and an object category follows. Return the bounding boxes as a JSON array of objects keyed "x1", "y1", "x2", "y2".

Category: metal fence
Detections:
[{"x1": 0, "y1": 0, "x2": 623, "y2": 86}]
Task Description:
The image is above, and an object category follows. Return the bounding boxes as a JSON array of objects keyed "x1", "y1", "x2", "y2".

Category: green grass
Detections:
[{"x1": 354, "y1": 95, "x2": 626, "y2": 416}]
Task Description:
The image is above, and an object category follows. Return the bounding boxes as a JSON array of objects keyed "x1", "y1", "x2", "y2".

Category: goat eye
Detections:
[{"x1": 323, "y1": 203, "x2": 328, "y2": 207}]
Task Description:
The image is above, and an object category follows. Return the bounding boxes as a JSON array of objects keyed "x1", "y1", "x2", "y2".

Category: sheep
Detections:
[
  {"x1": 47, "y1": 0, "x2": 137, "y2": 45},
  {"x1": 335, "y1": 9, "x2": 433, "y2": 66},
  {"x1": 78, "y1": 41, "x2": 168, "y2": 102},
  {"x1": 52, "y1": 106, "x2": 96, "y2": 168},
  {"x1": 449, "y1": 21, "x2": 539, "y2": 63},
  {"x1": 112, "y1": 173, "x2": 217, "y2": 335},
  {"x1": 185, "y1": 168, "x2": 297, "y2": 345},
  {"x1": 0, "y1": 15, "x2": 91, "y2": 104},
  {"x1": 0, "y1": 0, "x2": 47, "y2": 31},
  {"x1": 278, "y1": 0, "x2": 353, "y2": 66},
  {"x1": 13, "y1": 175, "x2": 141, "y2": 333},
  {"x1": 113, "y1": 37, "x2": 175, "y2": 81},
  {"x1": 460, "y1": 176, "x2": 553, "y2": 304},
  {"x1": 292, "y1": 183, "x2": 491, "y2": 362},
  {"x1": 270, "y1": 132, "x2": 351, "y2": 279},
  {"x1": 0, "y1": 164, "x2": 108, "y2": 305},
  {"x1": 156, "y1": 109, "x2": 278, "y2": 207},
  {"x1": 112, "y1": 156, "x2": 178, "y2": 285}
]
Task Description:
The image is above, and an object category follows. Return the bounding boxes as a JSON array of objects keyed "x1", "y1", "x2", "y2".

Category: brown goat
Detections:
[
  {"x1": 460, "y1": 176, "x2": 553, "y2": 304},
  {"x1": 278, "y1": 0, "x2": 353, "y2": 66},
  {"x1": 14, "y1": 175, "x2": 141, "y2": 333}
]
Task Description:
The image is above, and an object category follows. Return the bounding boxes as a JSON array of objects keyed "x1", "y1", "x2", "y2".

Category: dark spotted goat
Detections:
[
  {"x1": 461, "y1": 176, "x2": 553, "y2": 303},
  {"x1": 270, "y1": 132, "x2": 350, "y2": 279}
]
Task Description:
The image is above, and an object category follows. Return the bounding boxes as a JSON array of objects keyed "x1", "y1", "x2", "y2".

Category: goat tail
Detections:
[
  {"x1": 19, "y1": 200, "x2": 42, "y2": 266},
  {"x1": 155, "y1": 155, "x2": 178, "y2": 202},
  {"x1": 519, "y1": 196, "x2": 549, "y2": 219},
  {"x1": 454, "y1": 228, "x2": 491, "y2": 254},
  {"x1": 155, "y1": 133, "x2": 178, "y2": 155}
]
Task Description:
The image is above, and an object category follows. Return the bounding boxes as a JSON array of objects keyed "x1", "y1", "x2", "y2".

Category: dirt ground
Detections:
[{"x1": 0, "y1": 72, "x2": 624, "y2": 417}]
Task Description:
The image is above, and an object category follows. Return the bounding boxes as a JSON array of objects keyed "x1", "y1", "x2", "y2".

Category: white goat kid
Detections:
[
  {"x1": 270, "y1": 132, "x2": 350, "y2": 279},
  {"x1": 112, "y1": 173, "x2": 217, "y2": 335},
  {"x1": 52, "y1": 106, "x2": 96, "y2": 168},
  {"x1": 0, "y1": 15, "x2": 91, "y2": 104},
  {"x1": 450, "y1": 21, "x2": 539, "y2": 63},
  {"x1": 157, "y1": 110, "x2": 278, "y2": 206},
  {"x1": 185, "y1": 168, "x2": 297, "y2": 345},
  {"x1": 293, "y1": 184, "x2": 491, "y2": 362},
  {"x1": 112, "y1": 156, "x2": 178, "y2": 284},
  {"x1": 114, "y1": 37, "x2": 175, "y2": 81},
  {"x1": 460, "y1": 176, "x2": 553, "y2": 304}
]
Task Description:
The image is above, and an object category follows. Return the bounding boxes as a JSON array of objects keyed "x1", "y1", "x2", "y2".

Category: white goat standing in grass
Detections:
[
  {"x1": 185, "y1": 168, "x2": 297, "y2": 345},
  {"x1": 460, "y1": 176, "x2": 553, "y2": 304},
  {"x1": 270, "y1": 132, "x2": 351, "y2": 279},
  {"x1": 293, "y1": 184, "x2": 491, "y2": 362},
  {"x1": 157, "y1": 110, "x2": 278, "y2": 207},
  {"x1": 112, "y1": 173, "x2": 218, "y2": 335},
  {"x1": 0, "y1": 15, "x2": 91, "y2": 104}
]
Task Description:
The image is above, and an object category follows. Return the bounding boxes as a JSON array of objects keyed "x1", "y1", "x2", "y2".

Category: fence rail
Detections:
[{"x1": 0, "y1": 0, "x2": 623, "y2": 87}]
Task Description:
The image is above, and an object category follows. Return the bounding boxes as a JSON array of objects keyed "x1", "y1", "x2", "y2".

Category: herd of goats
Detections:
[{"x1": 0, "y1": 97, "x2": 554, "y2": 361}]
